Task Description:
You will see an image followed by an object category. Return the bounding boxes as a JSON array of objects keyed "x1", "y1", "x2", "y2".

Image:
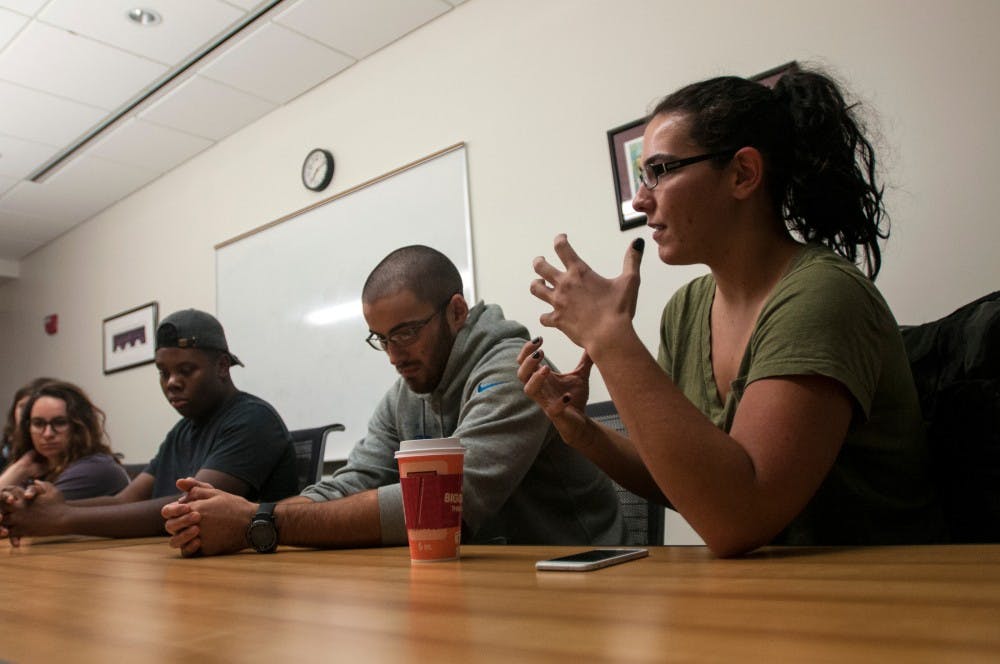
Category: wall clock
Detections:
[{"x1": 302, "y1": 148, "x2": 334, "y2": 191}]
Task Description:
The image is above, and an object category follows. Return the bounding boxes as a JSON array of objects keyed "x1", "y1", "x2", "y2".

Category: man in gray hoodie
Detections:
[{"x1": 161, "y1": 245, "x2": 625, "y2": 555}]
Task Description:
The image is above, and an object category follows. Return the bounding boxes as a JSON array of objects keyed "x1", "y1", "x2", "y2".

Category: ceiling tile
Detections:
[
  {"x1": 39, "y1": 0, "x2": 247, "y2": 66},
  {"x1": 222, "y1": 0, "x2": 268, "y2": 11},
  {"x1": 198, "y1": 21, "x2": 354, "y2": 104},
  {"x1": 0, "y1": 80, "x2": 106, "y2": 146},
  {"x1": 88, "y1": 117, "x2": 213, "y2": 172},
  {"x1": 0, "y1": 233, "x2": 42, "y2": 260},
  {"x1": 0, "y1": 134, "x2": 59, "y2": 178},
  {"x1": 0, "y1": 7, "x2": 28, "y2": 47},
  {"x1": 0, "y1": 21, "x2": 167, "y2": 110},
  {"x1": 274, "y1": 0, "x2": 451, "y2": 59},
  {"x1": 0, "y1": 154, "x2": 159, "y2": 227},
  {"x1": 0, "y1": 0, "x2": 46, "y2": 16},
  {"x1": 0, "y1": 205, "x2": 69, "y2": 241},
  {"x1": 0, "y1": 182, "x2": 82, "y2": 229},
  {"x1": 0, "y1": 172, "x2": 15, "y2": 196},
  {"x1": 138, "y1": 74, "x2": 277, "y2": 140}
]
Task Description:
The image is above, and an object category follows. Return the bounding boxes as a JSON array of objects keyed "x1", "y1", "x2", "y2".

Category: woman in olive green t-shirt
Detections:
[{"x1": 518, "y1": 67, "x2": 945, "y2": 556}]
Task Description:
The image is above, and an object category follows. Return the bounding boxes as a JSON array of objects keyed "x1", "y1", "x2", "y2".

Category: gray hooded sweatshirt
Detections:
[{"x1": 301, "y1": 302, "x2": 626, "y2": 545}]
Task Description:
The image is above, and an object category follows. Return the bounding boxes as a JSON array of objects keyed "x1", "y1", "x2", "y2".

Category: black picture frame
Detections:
[
  {"x1": 102, "y1": 302, "x2": 158, "y2": 375},
  {"x1": 607, "y1": 118, "x2": 649, "y2": 231},
  {"x1": 750, "y1": 60, "x2": 800, "y2": 88},
  {"x1": 606, "y1": 61, "x2": 800, "y2": 232}
]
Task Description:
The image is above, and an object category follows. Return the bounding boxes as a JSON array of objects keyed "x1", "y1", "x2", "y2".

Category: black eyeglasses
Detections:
[
  {"x1": 638, "y1": 149, "x2": 737, "y2": 190},
  {"x1": 29, "y1": 417, "x2": 71, "y2": 433},
  {"x1": 365, "y1": 297, "x2": 454, "y2": 352}
]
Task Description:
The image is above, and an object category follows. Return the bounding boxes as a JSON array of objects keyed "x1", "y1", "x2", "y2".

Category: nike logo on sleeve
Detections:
[{"x1": 476, "y1": 381, "x2": 507, "y2": 393}]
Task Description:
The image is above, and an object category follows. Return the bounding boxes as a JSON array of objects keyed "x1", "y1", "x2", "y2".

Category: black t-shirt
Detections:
[{"x1": 145, "y1": 391, "x2": 298, "y2": 502}]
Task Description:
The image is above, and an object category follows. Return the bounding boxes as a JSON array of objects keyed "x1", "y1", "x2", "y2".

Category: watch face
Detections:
[
  {"x1": 302, "y1": 148, "x2": 334, "y2": 191},
  {"x1": 248, "y1": 519, "x2": 278, "y2": 553}
]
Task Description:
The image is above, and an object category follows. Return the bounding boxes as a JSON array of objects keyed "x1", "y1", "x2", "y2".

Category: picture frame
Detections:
[
  {"x1": 607, "y1": 118, "x2": 649, "y2": 231},
  {"x1": 606, "y1": 60, "x2": 800, "y2": 231},
  {"x1": 103, "y1": 302, "x2": 158, "y2": 375},
  {"x1": 750, "y1": 60, "x2": 799, "y2": 88}
]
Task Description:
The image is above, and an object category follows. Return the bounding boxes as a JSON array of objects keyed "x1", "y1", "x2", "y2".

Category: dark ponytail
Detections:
[{"x1": 651, "y1": 68, "x2": 888, "y2": 279}]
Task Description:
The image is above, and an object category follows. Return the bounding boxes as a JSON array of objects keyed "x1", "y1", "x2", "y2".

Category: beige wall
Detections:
[{"x1": 2, "y1": 0, "x2": 998, "y2": 543}]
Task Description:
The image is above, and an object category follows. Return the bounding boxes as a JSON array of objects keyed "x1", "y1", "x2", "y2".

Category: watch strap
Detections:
[
  {"x1": 247, "y1": 502, "x2": 279, "y2": 553},
  {"x1": 254, "y1": 502, "x2": 277, "y2": 520}
]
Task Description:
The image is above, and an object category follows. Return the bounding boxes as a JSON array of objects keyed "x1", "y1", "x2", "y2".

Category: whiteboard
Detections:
[{"x1": 216, "y1": 145, "x2": 474, "y2": 460}]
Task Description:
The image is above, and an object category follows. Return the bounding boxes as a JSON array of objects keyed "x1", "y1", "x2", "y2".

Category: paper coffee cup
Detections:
[{"x1": 395, "y1": 437, "x2": 465, "y2": 562}]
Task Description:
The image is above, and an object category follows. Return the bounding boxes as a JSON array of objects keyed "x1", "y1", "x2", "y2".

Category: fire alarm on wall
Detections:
[{"x1": 44, "y1": 314, "x2": 58, "y2": 335}]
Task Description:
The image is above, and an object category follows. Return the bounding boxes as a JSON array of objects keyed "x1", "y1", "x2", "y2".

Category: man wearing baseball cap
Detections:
[{"x1": 1, "y1": 309, "x2": 297, "y2": 544}]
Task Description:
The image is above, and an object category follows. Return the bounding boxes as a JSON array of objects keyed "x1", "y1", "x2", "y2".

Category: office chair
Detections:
[
  {"x1": 901, "y1": 290, "x2": 1000, "y2": 543},
  {"x1": 122, "y1": 463, "x2": 146, "y2": 479},
  {"x1": 585, "y1": 400, "x2": 665, "y2": 545},
  {"x1": 288, "y1": 423, "x2": 345, "y2": 493}
]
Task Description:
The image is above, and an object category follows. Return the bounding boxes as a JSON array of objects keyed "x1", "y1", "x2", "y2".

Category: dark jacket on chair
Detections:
[{"x1": 901, "y1": 291, "x2": 1000, "y2": 543}]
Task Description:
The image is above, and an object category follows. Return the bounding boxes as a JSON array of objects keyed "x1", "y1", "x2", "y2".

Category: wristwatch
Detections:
[{"x1": 246, "y1": 502, "x2": 279, "y2": 553}]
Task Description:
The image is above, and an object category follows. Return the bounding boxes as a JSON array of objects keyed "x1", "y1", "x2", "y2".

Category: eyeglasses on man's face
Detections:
[
  {"x1": 29, "y1": 417, "x2": 71, "y2": 433},
  {"x1": 638, "y1": 149, "x2": 737, "y2": 190},
  {"x1": 365, "y1": 297, "x2": 454, "y2": 352}
]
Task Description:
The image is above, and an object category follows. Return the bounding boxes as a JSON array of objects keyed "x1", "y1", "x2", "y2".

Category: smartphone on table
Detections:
[{"x1": 535, "y1": 548, "x2": 648, "y2": 572}]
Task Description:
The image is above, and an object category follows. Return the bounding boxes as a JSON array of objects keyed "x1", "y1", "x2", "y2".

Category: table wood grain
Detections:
[{"x1": 2, "y1": 538, "x2": 998, "y2": 662}]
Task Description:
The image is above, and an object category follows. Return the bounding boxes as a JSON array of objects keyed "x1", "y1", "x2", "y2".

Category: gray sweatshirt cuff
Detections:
[
  {"x1": 377, "y1": 483, "x2": 408, "y2": 545},
  {"x1": 299, "y1": 483, "x2": 343, "y2": 502}
]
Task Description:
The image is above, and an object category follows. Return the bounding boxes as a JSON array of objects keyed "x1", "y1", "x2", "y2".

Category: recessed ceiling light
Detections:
[{"x1": 126, "y1": 8, "x2": 162, "y2": 26}]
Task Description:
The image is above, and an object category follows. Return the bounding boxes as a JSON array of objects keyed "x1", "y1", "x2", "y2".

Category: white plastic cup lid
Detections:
[{"x1": 395, "y1": 437, "x2": 464, "y2": 457}]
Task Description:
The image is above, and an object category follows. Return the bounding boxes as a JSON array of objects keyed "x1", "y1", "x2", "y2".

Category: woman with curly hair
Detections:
[{"x1": 0, "y1": 381, "x2": 129, "y2": 500}]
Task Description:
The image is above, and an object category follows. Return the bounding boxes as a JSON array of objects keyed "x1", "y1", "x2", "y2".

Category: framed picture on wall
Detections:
[
  {"x1": 751, "y1": 60, "x2": 799, "y2": 88},
  {"x1": 607, "y1": 118, "x2": 648, "y2": 231},
  {"x1": 606, "y1": 60, "x2": 799, "y2": 231},
  {"x1": 103, "y1": 302, "x2": 158, "y2": 375}
]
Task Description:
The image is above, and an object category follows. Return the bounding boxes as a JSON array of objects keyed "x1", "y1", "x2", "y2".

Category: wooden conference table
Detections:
[{"x1": 1, "y1": 538, "x2": 998, "y2": 663}]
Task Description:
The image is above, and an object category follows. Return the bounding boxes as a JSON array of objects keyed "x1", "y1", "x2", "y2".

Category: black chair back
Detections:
[
  {"x1": 288, "y1": 424, "x2": 345, "y2": 493},
  {"x1": 585, "y1": 401, "x2": 664, "y2": 545}
]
